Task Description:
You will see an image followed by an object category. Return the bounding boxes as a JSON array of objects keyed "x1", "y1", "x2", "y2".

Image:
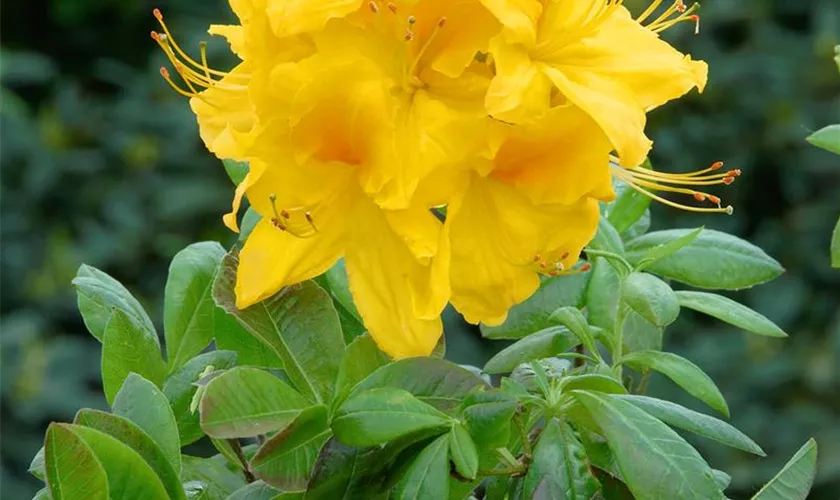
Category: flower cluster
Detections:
[{"x1": 154, "y1": 0, "x2": 734, "y2": 359}]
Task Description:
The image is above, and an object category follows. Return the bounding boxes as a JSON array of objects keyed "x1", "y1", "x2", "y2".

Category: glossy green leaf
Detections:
[
  {"x1": 523, "y1": 419, "x2": 599, "y2": 499},
  {"x1": 101, "y1": 309, "x2": 166, "y2": 405},
  {"x1": 332, "y1": 334, "x2": 390, "y2": 408},
  {"x1": 64, "y1": 425, "x2": 171, "y2": 499},
  {"x1": 621, "y1": 350, "x2": 729, "y2": 417},
  {"x1": 332, "y1": 387, "x2": 452, "y2": 447},
  {"x1": 548, "y1": 306, "x2": 601, "y2": 358},
  {"x1": 44, "y1": 424, "x2": 109, "y2": 500},
  {"x1": 480, "y1": 272, "x2": 591, "y2": 339},
  {"x1": 72, "y1": 264, "x2": 157, "y2": 344},
  {"x1": 213, "y1": 306, "x2": 283, "y2": 369},
  {"x1": 181, "y1": 455, "x2": 247, "y2": 499},
  {"x1": 462, "y1": 391, "x2": 517, "y2": 451},
  {"x1": 303, "y1": 438, "x2": 389, "y2": 499},
  {"x1": 483, "y1": 326, "x2": 578, "y2": 374},
  {"x1": 28, "y1": 446, "x2": 45, "y2": 480},
  {"x1": 585, "y1": 257, "x2": 621, "y2": 335},
  {"x1": 251, "y1": 405, "x2": 331, "y2": 491},
  {"x1": 200, "y1": 367, "x2": 309, "y2": 438},
  {"x1": 73, "y1": 409, "x2": 185, "y2": 500},
  {"x1": 449, "y1": 423, "x2": 479, "y2": 480},
  {"x1": 163, "y1": 241, "x2": 225, "y2": 372},
  {"x1": 607, "y1": 175, "x2": 652, "y2": 235},
  {"x1": 162, "y1": 350, "x2": 237, "y2": 446},
  {"x1": 321, "y1": 259, "x2": 365, "y2": 341},
  {"x1": 634, "y1": 227, "x2": 703, "y2": 271},
  {"x1": 561, "y1": 374, "x2": 627, "y2": 395},
  {"x1": 223, "y1": 159, "x2": 249, "y2": 185},
  {"x1": 350, "y1": 357, "x2": 488, "y2": 414},
  {"x1": 393, "y1": 435, "x2": 450, "y2": 500},
  {"x1": 806, "y1": 124, "x2": 840, "y2": 155},
  {"x1": 676, "y1": 291, "x2": 787, "y2": 337},
  {"x1": 31, "y1": 488, "x2": 50, "y2": 500},
  {"x1": 625, "y1": 229, "x2": 784, "y2": 290},
  {"x1": 226, "y1": 481, "x2": 281, "y2": 500},
  {"x1": 711, "y1": 470, "x2": 731, "y2": 491},
  {"x1": 752, "y1": 439, "x2": 817, "y2": 500},
  {"x1": 615, "y1": 395, "x2": 764, "y2": 455},
  {"x1": 572, "y1": 391, "x2": 723, "y2": 500},
  {"x1": 213, "y1": 250, "x2": 345, "y2": 403},
  {"x1": 622, "y1": 308, "x2": 664, "y2": 354},
  {"x1": 622, "y1": 273, "x2": 680, "y2": 328},
  {"x1": 590, "y1": 217, "x2": 626, "y2": 256},
  {"x1": 112, "y1": 372, "x2": 181, "y2": 474}
]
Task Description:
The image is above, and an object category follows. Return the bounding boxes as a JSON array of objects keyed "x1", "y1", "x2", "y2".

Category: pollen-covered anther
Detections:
[
  {"x1": 387, "y1": 2, "x2": 397, "y2": 13},
  {"x1": 153, "y1": 8, "x2": 163, "y2": 20},
  {"x1": 368, "y1": 1, "x2": 379, "y2": 14},
  {"x1": 437, "y1": 17, "x2": 447, "y2": 27}
]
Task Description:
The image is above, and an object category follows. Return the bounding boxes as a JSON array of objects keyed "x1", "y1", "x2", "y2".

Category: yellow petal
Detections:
[
  {"x1": 490, "y1": 105, "x2": 615, "y2": 205},
  {"x1": 535, "y1": 5, "x2": 707, "y2": 166},
  {"x1": 223, "y1": 160, "x2": 266, "y2": 233},
  {"x1": 345, "y1": 199, "x2": 449, "y2": 359},
  {"x1": 485, "y1": 35, "x2": 552, "y2": 123},
  {"x1": 189, "y1": 64, "x2": 253, "y2": 160},
  {"x1": 424, "y1": 1, "x2": 501, "y2": 78},
  {"x1": 479, "y1": 0, "x2": 542, "y2": 46},
  {"x1": 235, "y1": 217, "x2": 346, "y2": 309},
  {"x1": 266, "y1": 0, "x2": 362, "y2": 37},
  {"x1": 448, "y1": 176, "x2": 601, "y2": 325},
  {"x1": 208, "y1": 25, "x2": 247, "y2": 59}
]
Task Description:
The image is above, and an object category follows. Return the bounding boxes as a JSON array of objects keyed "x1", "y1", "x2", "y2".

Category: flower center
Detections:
[{"x1": 267, "y1": 194, "x2": 320, "y2": 238}]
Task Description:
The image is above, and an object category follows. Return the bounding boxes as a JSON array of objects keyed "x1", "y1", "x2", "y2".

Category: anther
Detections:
[
  {"x1": 151, "y1": 31, "x2": 160, "y2": 41},
  {"x1": 579, "y1": 264, "x2": 592, "y2": 273},
  {"x1": 437, "y1": 17, "x2": 447, "y2": 27},
  {"x1": 722, "y1": 177, "x2": 735, "y2": 185},
  {"x1": 404, "y1": 31, "x2": 415, "y2": 41},
  {"x1": 160, "y1": 67, "x2": 170, "y2": 78},
  {"x1": 153, "y1": 8, "x2": 163, "y2": 20},
  {"x1": 560, "y1": 251, "x2": 570, "y2": 260},
  {"x1": 387, "y1": 2, "x2": 397, "y2": 13},
  {"x1": 368, "y1": 1, "x2": 379, "y2": 13},
  {"x1": 693, "y1": 192, "x2": 706, "y2": 202},
  {"x1": 708, "y1": 195, "x2": 721, "y2": 206},
  {"x1": 710, "y1": 161, "x2": 724, "y2": 171},
  {"x1": 280, "y1": 209, "x2": 291, "y2": 219},
  {"x1": 533, "y1": 254, "x2": 542, "y2": 262}
]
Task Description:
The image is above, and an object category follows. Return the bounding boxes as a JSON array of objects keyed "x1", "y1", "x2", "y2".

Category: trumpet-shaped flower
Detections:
[{"x1": 482, "y1": 0, "x2": 708, "y2": 167}]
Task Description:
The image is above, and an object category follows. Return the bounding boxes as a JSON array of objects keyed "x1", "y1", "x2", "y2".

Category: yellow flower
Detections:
[
  {"x1": 481, "y1": 0, "x2": 708, "y2": 167},
  {"x1": 446, "y1": 105, "x2": 614, "y2": 325},
  {"x1": 230, "y1": 64, "x2": 450, "y2": 360}
]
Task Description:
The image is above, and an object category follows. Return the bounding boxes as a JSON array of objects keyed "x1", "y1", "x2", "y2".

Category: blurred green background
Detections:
[{"x1": 1, "y1": 0, "x2": 838, "y2": 498}]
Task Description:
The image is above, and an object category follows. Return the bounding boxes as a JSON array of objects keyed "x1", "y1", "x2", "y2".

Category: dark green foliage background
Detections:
[{"x1": 1, "y1": 0, "x2": 838, "y2": 498}]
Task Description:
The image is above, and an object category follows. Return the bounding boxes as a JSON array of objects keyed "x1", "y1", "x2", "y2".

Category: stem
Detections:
[
  {"x1": 478, "y1": 465, "x2": 527, "y2": 476},
  {"x1": 227, "y1": 439, "x2": 256, "y2": 483},
  {"x1": 574, "y1": 344, "x2": 585, "y2": 367},
  {"x1": 612, "y1": 287, "x2": 629, "y2": 380},
  {"x1": 636, "y1": 369, "x2": 652, "y2": 394},
  {"x1": 583, "y1": 248, "x2": 634, "y2": 274},
  {"x1": 514, "y1": 411, "x2": 532, "y2": 458}
]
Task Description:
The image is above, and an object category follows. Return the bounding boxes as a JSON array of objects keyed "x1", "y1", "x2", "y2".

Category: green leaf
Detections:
[
  {"x1": 622, "y1": 273, "x2": 680, "y2": 328},
  {"x1": 32, "y1": 488, "x2": 50, "y2": 500},
  {"x1": 480, "y1": 272, "x2": 591, "y2": 339},
  {"x1": 350, "y1": 357, "x2": 488, "y2": 414},
  {"x1": 199, "y1": 366, "x2": 309, "y2": 438},
  {"x1": 462, "y1": 391, "x2": 517, "y2": 451},
  {"x1": 621, "y1": 350, "x2": 729, "y2": 417},
  {"x1": 28, "y1": 446, "x2": 45, "y2": 480},
  {"x1": 711, "y1": 470, "x2": 731, "y2": 491},
  {"x1": 164, "y1": 242, "x2": 225, "y2": 372},
  {"x1": 590, "y1": 217, "x2": 626, "y2": 256},
  {"x1": 214, "y1": 250, "x2": 345, "y2": 403},
  {"x1": 676, "y1": 291, "x2": 787, "y2": 338},
  {"x1": 806, "y1": 124, "x2": 840, "y2": 155},
  {"x1": 226, "y1": 481, "x2": 281, "y2": 500},
  {"x1": 73, "y1": 409, "x2": 186, "y2": 500},
  {"x1": 251, "y1": 405, "x2": 332, "y2": 491},
  {"x1": 332, "y1": 334, "x2": 390, "y2": 408},
  {"x1": 101, "y1": 309, "x2": 166, "y2": 405},
  {"x1": 585, "y1": 257, "x2": 621, "y2": 346},
  {"x1": 393, "y1": 435, "x2": 450, "y2": 500},
  {"x1": 523, "y1": 419, "x2": 599, "y2": 500},
  {"x1": 752, "y1": 439, "x2": 818, "y2": 500},
  {"x1": 162, "y1": 350, "x2": 238, "y2": 446},
  {"x1": 72, "y1": 264, "x2": 157, "y2": 344},
  {"x1": 614, "y1": 395, "x2": 764, "y2": 456},
  {"x1": 111, "y1": 372, "x2": 181, "y2": 475},
  {"x1": 45, "y1": 424, "x2": 109, "y2": 500},
  {"x1": 831, "y1": 217, "x2": 840, "y2": 269},
  {"x1": 304, "y1": 438, "x2": 390, "y2": 499},
  {"x1": 332, "y1": 387, "x2": 452, "y2": 447},
  {"x1": 62, "y1": 424, "x2": 172, "y2": 499},
  {"x1": 571, "y1": 391, "x2": 723, "y2": 500},
  {"x1": 321, "y1": 259, "x2": 365, "y2": 341},
  {"x1": 621, "y1": 309, "x2": 664, "y2": 354},
  {"x1": 607, "y1": 176, "x2": 652, "y2": 235},
  {"x1": 449, "y1": 423, "x2": 479, "y2": 480},
  {"x1": 625, "y1": 229, "x2": 784, "y2": 290},
  {"x1": 214, "y1": 307, "x2": 283, "y2": 369},
  {"x1": 635, "y1": 227, "x2": 703, "y2": 272},
  {"x1": 547, "y1": 307, "x2": 600, "y2": 359},
  {"x1": 223, "y1": 159, "x2": 249, "y2": 185},
  {"x1": 483, "y1": 326, "x2": 578, "y2": 374},
  {"x1": 238, "y1": 207, "x2": 262, "y2": 242},
  {"x1": 561, "y1": 374, "x2": 627, "y2": 395},
  {"x1": 181, "y1": 455, "x2": 247, "y2": 499}
]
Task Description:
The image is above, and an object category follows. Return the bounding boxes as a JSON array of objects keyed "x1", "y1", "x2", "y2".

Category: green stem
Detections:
[
  {"x1": 612, "y1": 287, "x2": 629, "y2": 380},
  {"x1": 583, "y1": 248, "x2": 634, "y2": 274},
  {"x1": 514, "y1": 411, "x2": 532, "y2": 458},
  {"x1": 479, "y1": 465, "x2": 527, "y2": 476}
]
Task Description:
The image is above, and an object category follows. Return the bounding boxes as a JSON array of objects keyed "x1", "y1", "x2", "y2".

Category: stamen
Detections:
[
  {"x1": 406, "y1": 17, "x2": 447, "y2": 81},
  {"x1": 641, "y1": 1, "x2": 702, "y2": 34},
  {"x1": 528, "y1": 251, "x2": 587, "y2": 277},
  {"x1": 267, "y1": 194, "x2": 319, "y2": 237}
]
